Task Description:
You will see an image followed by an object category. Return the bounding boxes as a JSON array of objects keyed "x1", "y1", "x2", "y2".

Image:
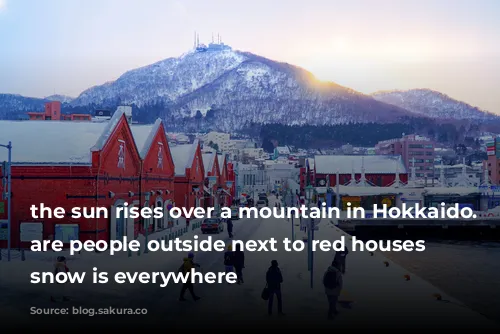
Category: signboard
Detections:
[
  {"x1": 487, "y1": 141, "x2": 495, "y2": 155},
  {"x1": 0, "y1": 220, "x2": 7, "y2": 241},
  {"x1": 20, "y1": 222, "x2": 43, "y2": 242}
]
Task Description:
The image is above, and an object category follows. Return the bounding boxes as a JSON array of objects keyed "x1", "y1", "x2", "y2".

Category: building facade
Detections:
[
  {"x1": 28, "y1": 101, "x2": 91, "y2": 121},
  {"x1": 375, "y1": 134, "x2": 435, "y2": 178}
]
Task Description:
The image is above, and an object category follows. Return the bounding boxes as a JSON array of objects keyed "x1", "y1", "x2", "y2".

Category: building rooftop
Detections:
[
  {"x1": 170, "y1": 140, "x2": 198, "y2": 176},
  {"x1": 0, "y1": 109, "x2": 124, "y2": 164},
  {"x1": 314, "y1": 155, "x2": 407, "y2": 174},
  {"x1": 202, "y1": 153, "x2": 216, "y2": 176},
  {"x1": 130, "y1": 119, "x2": 162, "y2": 159}
]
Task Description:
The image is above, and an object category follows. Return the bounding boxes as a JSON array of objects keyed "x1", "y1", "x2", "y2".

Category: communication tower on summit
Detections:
[{"x1": 193, "y1": 31, "x2": 231, "y2": 52}]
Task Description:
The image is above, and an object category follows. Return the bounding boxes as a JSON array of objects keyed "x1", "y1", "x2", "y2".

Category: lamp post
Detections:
[
  {"x1": 1, "y1": 141, "x2": 12, "y2": 261},
  {"x1": 305, "y1": 184, "x2": 314, "y2": 289},
  {"x1": 290, "y1": 188, "x2": 295, "y2": 242},
  {"x1": 144, "y1": 191, "x2": 151, "y2": 254}
]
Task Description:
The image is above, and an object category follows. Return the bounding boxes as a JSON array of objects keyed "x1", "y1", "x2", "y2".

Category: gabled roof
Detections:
[
  {"x1": 0, "y1": 109, "x2": 125, "y2": 164},
  {"x1": 314, "y1": 155, "x2": 407, "y2": 174},
  {"x1": 130, "y1": 119, "x2": 162, "y2": 159},
  {"x1": 217, "y1": 154, "x2": 226, "y2": 174},
  {"x1": 170, "y1": 139, "x2": 198, "y2": 176},
  {"x1": 202, "y1": 152, "x2": 217, "y2": 177}
]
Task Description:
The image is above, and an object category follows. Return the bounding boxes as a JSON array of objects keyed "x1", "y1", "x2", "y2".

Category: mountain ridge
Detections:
[
  {"x1": 0, "y1": 48, "x2": 496, "y2": 129},
  {"x1": 372, "y1": 88, "x2": 496, "y2": 121}
]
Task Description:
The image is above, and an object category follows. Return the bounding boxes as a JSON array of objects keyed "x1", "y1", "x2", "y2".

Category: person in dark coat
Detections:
[
  {"x1": 266, "y1": 260, "x2": 284, "y2": 316},
  {"x1": 233, "y1": 244, "x2": 245, "y2": 284},
  {"x1": 227, "y1": 218, "x2": 233, "y2": 238},
  {"x1": 333, "y1": 247, "x2": 349, "y2": 274}
]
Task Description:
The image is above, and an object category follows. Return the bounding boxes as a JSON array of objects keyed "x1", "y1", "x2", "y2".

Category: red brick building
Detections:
[
  {"x1": 0, "y1": 109, "x2": 142, "y2": 248},
  {"x1": 28, "y1": 101, "x2": 91, "y2": 121},
  {"x1": 217, "y1": 154, "x2": 232, "y2": 207},
  {"x1": 170, "y1": 140, "x2": 205, "y2": 212},
  {"x1": 202, "y1": 152, "x2": 221, "y2": 208},
  {"x1": 130, "y1": 120, "x2": 176, "y2": 236},
  {"x1": 227, "y1": 162, "x2": 236, "y2": 203}
]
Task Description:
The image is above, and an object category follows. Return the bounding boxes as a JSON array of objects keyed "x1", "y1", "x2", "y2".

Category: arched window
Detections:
[{"x1": 155, "y1": 197, "x2": 163, "y2": 230}]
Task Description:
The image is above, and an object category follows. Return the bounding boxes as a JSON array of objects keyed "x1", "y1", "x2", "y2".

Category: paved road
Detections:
[{"x1": 2, "y1": 200, "x2": 499, "y2": 330}]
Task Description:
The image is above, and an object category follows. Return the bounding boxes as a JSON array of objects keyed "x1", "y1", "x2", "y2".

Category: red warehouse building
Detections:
[
  {"x1": 227, "y1": 162, "x2": 236, "y2": 203},
  {"x1": 313, "y1": 155, "x2": 408, "y2": 187},
  {"x1": 0, "y1": 109, "x2": 143, "y2": 249},
  {"x1": 217, "y1": 154, "x2": 232, "y2": 207},
  {"x1": 130, "y1": 119, "x2": 176, "y2": 236},
  {"x1": 202, "y1": 152, "x2": 220, "y2": 209},
  {"x1": 170, "y1": 140, "x2": 205, "y2": 211}
]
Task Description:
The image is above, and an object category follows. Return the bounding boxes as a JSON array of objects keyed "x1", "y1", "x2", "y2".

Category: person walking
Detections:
[
  {"x1": 233, "y1": 244, "x2": 245, "y2": 284},
  {"x1": 333, "y1": 247, "x2": 349, "y2": 274},
  {"x1": 224, "y1": 244, "x2": 234, "y2": 281},
  {"x1": 266, "y1": 260, "x2": 284, "y2": 316},
  {"x1": 323, "y1": 260, "x2": 343, "y2": 319},
  {"x1": 227, "y1": 218, "x2": 234, "y2": 238},
  {"x1": 178, "y1": 252, "x2": 201, "y2": 301},
  {"x1": 50, "y1": 256, "x2": 70, "y2": 302}
]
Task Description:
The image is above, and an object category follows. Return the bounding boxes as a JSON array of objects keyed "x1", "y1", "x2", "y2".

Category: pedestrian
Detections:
[
  {"x1": 323, "y1": 260, "x2": 343, "y2": 319},
  {"x1": 333, "y1": 247, "x2": 349, "y2": 274},
  {"x1": 51, "y1": 256, "x2": 70, "y2": 302},
  {"x1": 178, "y1": 252, "x2": 201, "y2": 301},
  {"x1": 224, "y1": 244, "x2": 234, "y2": 278},
  {"x1": 227, "y1": 218, "x2": 233, "y2": 238},
  {"x1": 266, "y1": 260, "x2": 284, "y2": 316},
  {"x1": 233, "y1": 243, "x2": 245, "y2": 284}
]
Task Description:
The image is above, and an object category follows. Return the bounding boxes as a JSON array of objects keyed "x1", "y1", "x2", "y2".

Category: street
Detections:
[{"x1": 1, "y1": 198, "x2": 499, "y2": 330}]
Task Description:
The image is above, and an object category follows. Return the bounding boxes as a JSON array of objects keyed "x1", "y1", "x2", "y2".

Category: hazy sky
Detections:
[{"x1": 1, "y1": 0, "x2": 499, "y2": 112}]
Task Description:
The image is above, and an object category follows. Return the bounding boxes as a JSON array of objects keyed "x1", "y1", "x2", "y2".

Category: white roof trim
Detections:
[
  {"x1": 131, "y1": 119, "x2": 162, "y2": 159},
  {"x1": 91, "y1": 108, "x2": 125, "y2": 152}
]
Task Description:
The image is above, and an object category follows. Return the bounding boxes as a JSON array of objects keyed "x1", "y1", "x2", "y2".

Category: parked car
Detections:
[
  {"x1": 201, "y1": 218, "x2": 224, "y2": 234},
  {"x1": 256, "y1": 200, "x2": 266, "y2": 208},
  {"x1": 231, "y1": 207, "x2": 239, "y2": 220},
  {"x1": 258, "y1": 195, "x2": 268, "y2": 206}
]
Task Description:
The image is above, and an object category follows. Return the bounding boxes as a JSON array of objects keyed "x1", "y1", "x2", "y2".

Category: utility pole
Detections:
[{"x1": 1, "y1": 141, "x2": 12, "y2": 261}]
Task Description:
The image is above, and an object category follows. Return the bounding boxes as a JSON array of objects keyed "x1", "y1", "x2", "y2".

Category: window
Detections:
[
  {"x1": 55, "y1": 224, "x2": 79, "y2": 243},
  {"x1": 424, "y1": 144, "x2": 433, "y2": 149},
  {"x1": 409, "y1": 144, "x2": 424, "y2": 149},
  {"x1": 425, "y1": 152, "x2": 433, "y2": 156}
]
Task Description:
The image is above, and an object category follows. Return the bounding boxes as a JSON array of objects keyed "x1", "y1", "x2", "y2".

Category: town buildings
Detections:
[
  {"x1": 0, "y1": 115, "x2": 234, "y2": 248},
  {"x1": 375, "y1": 134, "x2": 435, "y2": 178},
  {"x1": 313, "y1": 155, "x2": 408, "y2": 188}
]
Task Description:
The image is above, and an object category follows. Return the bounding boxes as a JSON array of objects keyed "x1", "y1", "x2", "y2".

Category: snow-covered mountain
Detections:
[
  {"x1": 2, "y1": 48, "x2": 496, "y2": 130},
  {"x1": 372, "y1": 89, "x2": 497, "y2": 121},
  {"x1": 0, "y1": 94, "x2": 47, "y2": 120},
  {"x1": 70, "y1": 49, "x2": 413, "y2": 130},
  {"x1": 45, "y1": 94, "x2": 74, "y2": 103}
]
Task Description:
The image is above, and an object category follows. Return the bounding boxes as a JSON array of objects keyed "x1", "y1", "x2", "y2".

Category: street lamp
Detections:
[
  {"x1": 144, "y1": 191, "x2": 151, "y2": 254},
  {"x1": 305, "y1": 184, "x2": 314, "y2": 289},
  {"x1": 0, "y1": 141, "x2": 12, "y2": 262}
]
